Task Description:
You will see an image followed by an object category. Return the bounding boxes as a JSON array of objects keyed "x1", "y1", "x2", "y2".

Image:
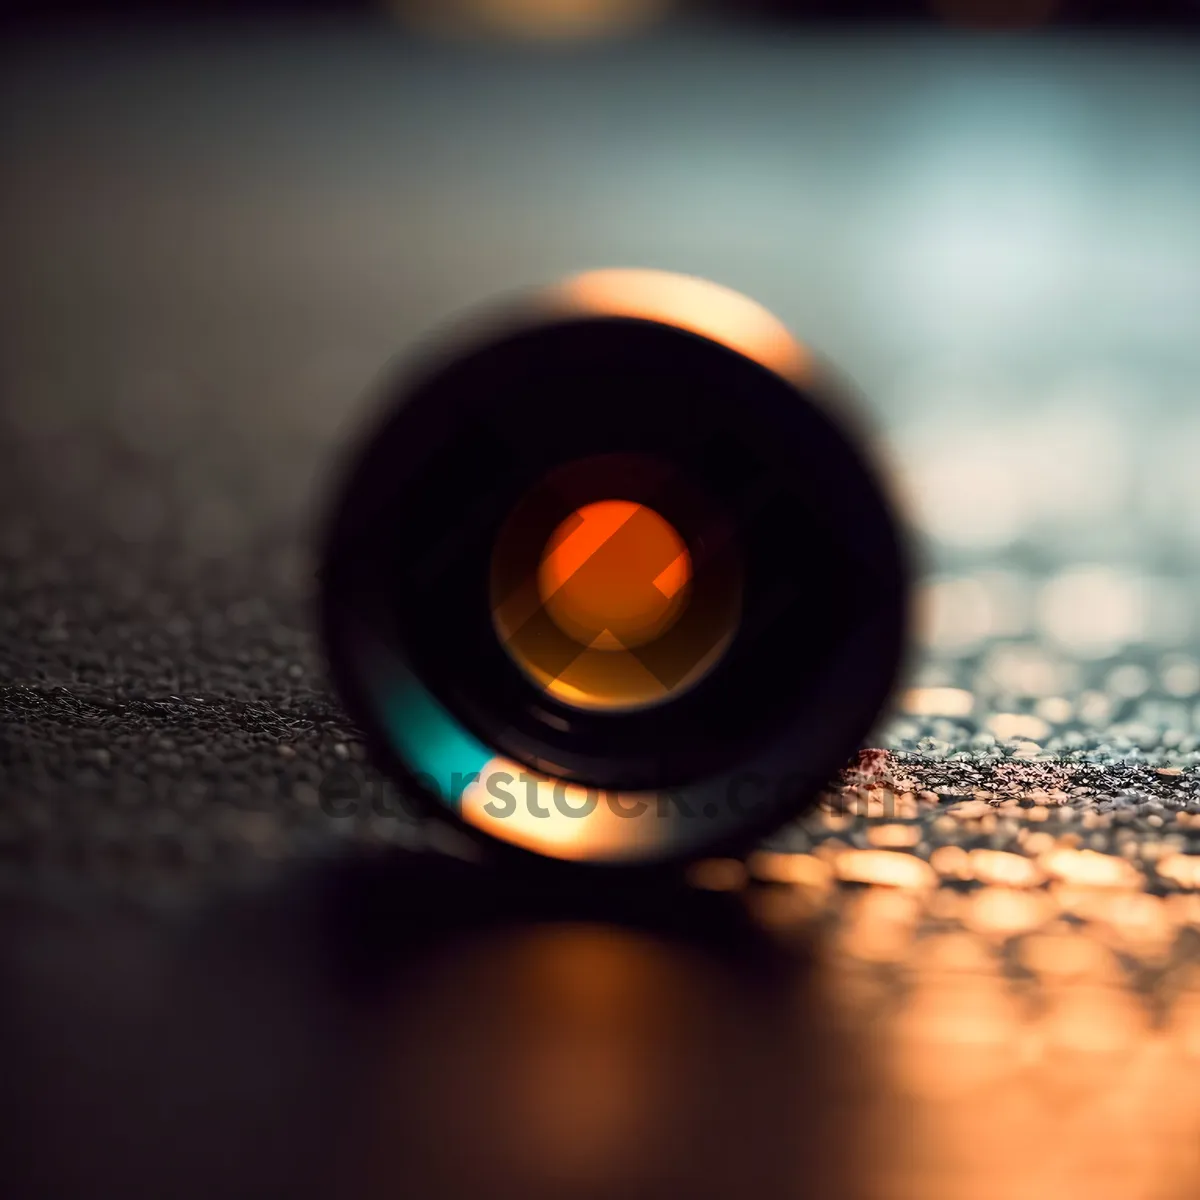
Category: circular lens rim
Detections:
[{"x1": 318, "y1": 308, "x2": 911, "y2": 874}]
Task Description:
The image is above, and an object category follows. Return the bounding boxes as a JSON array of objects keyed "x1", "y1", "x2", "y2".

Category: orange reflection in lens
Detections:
[
  {"x1": 492, "y1": 469, "x2": 740, "y2": 713},
  {"x1": 539, "y1": 500, "x2": 691, "y2": 651}
]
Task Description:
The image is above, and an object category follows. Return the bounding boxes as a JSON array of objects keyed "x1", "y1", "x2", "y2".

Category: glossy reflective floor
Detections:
[{"x1": 5, "y1": 816, "x2": 1200, "y2": 1200}]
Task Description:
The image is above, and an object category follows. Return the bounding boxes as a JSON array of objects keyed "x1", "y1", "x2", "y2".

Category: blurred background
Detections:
[
  {"x1": 4, "y1": 0, "x2": 1200, "y2": 763},
  {"x1": 4, "y1": 5, "x2": 1200, "y2": 1200},
  {"x1": 5, "y1": 0, "x2": 1200, "y2": 27}
]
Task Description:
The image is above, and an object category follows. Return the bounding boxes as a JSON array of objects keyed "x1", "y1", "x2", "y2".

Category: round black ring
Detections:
[{"x1": 318, "y1": 307, "x2": 911, "y2": 873}]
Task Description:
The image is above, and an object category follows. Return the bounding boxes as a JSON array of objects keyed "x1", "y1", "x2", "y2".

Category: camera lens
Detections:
[{"x1": 318, "y1": 269, "x2": 911, "y2": 872}]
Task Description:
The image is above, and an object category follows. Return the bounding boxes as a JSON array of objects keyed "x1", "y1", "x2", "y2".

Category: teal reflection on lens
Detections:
[{"x1": 378, "y1": 671, "x2": 493, "y2": 812}]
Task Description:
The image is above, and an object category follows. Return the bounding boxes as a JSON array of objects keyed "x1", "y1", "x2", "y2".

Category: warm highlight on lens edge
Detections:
[{"x1": 555, "y1": 267, "x2": 812, "y2": 384}]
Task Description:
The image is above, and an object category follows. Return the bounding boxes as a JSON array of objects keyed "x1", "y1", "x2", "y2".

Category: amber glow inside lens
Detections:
[
  {"x1": 537, "y1": 501, "x2": 692, "y2": 652},
  {"x1": 490, "y1": 459, "x2": 742, "y2": 714}
]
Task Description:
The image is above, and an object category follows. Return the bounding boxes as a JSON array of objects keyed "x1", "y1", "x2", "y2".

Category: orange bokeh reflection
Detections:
[
  {"x1": 394, "y1": 0, "x2": 672, "y2": 40},
  {"x1": 755, "y1": 827, "x2": 1200, "y2": 1199}
]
